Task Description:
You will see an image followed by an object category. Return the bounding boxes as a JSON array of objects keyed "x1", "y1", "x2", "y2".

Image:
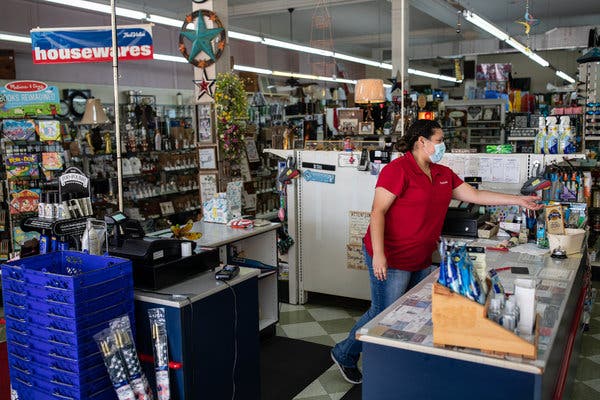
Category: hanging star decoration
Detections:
[
  {"x1": 193, "y1": 68, "x2": 216, "y2": 101},
  {"x1": 388, "y1": 70, "x2": 402, "y2": 93},
  {"x1": 179, "y1": 9, "x2": 227, "y2": 69}
]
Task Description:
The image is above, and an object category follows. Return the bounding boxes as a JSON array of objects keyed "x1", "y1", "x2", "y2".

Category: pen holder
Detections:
[{"x1": 432, "y1": 283, "x2": 539, "y2": 359}]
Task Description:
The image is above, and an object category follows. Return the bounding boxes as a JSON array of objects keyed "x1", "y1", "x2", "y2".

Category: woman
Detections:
[{"x1": 331, "y1": 119, "x2": 542, "y2": 384}]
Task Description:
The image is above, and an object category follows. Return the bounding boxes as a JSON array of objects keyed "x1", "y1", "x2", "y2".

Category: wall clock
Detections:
[{"x1": 68, "y1": 90, "x2": 88, "y2": 119}]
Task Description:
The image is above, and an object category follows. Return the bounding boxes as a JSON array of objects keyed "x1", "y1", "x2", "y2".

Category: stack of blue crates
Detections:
[{"x1": 1, "y1": 251, "x2": 134, "y2": 400}]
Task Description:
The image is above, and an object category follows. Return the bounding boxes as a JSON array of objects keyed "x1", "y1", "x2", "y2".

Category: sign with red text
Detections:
[{"x1": 30, "y1": 24, "x2": 153, "y2": 64}]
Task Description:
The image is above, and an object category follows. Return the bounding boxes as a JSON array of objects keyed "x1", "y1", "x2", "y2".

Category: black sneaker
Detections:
[{"x1": 331, "y1": 350, "x2": 362, "y2": 384}]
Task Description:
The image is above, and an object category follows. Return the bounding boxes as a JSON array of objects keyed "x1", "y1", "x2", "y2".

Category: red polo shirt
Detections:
[{"x1": 364, "y1": 152, "x2": 463, "y2": 271}]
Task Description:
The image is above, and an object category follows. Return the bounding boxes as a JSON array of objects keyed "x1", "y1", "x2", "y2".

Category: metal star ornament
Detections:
[
  {"x1": 193, "y1": 69, "x2": 215, "y2": 101},
  {"x1": 178, "y1": 10, "x2": 226, "y2": 69},
  {"x1": 388, "y1": 70, "x2": 402, "y2": 93}
]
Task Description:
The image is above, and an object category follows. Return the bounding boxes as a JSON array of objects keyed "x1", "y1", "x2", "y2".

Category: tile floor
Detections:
[{"x1": 277, "y1": 281, "x2": 600, "y2": 400}]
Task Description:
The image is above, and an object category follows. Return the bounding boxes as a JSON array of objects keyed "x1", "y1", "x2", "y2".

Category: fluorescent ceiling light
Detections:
[
  {"x1": 41, "y1": 0, "x2": 391, "y2": 71},
  {"x1": 147, "y1": 15, "x2": 181, "y2": 28},
  {"x1": 263, "y1": 38, "x2": 333, "y2": 57},
  {"x1": 463, "y1": 9, "x2": 550, "y2": 68},
  {"x1": 233, "y1": 64, "x2": 273, "y2": 74},
  {"x1": 408, "y1": 68, "x2": 459, "y2": 82},
  {"x1": 556, "y1": 70, "x2": 576, "y2": 83},
  {"x1": 462, "y1": 10, "x2": 509, "y2": 41},
  {"x1": 0, "y1": 33, "x2": 31, "y2": 43},
  {"x1": 228, "y1": 31, "x2": 262, "y2": 43},
  {"x1": 153, "y1": 53, "x2": 187, "y2": 63},
  {"x1": 527, "y1": 52, "x2": 550, "y2": 67}
]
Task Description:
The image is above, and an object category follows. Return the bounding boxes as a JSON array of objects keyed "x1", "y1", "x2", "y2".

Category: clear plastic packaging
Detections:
[
  {"x1": 110, "y1": 315, "x2": 154, "y2": 400},
  {"x1": 94, "y1": 328, "x2": 136, "y2": 400},
  {"x1": 149, "y1": 308, "x2": 171, "y2": 400}
]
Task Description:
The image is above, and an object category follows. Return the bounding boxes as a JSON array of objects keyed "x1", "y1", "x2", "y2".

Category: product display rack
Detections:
[
  {"x1": 443, "y1": 99, "x2": 506, "y2": 151},
  {"x1": 119, "y1": 96, "x2": 201, "y2": 232},
  {"x1": 0, "y1": 118, "x2": 74, "y2": 258}
]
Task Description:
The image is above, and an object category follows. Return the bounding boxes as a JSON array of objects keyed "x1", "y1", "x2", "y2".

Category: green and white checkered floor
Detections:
[
  {"x1": 1, "y1": 281, "x2": 599, "y2": 400},
  {"x1": 278, "y1": 281, "x2": 600, "y2": 400}
]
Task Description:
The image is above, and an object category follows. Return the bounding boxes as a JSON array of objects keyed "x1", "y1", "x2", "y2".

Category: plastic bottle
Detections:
[
  {"x1": 559, "y1": 117, "x2": 575, "y2": 154},
  {"x1": 534, "y1": 116, "x2": 546, "y2": 154},
  {"x1": 545, "y1": 117, "x2": 559, "y2": 154},
  {"x1": 39, "y1": 230, "x2": 50, "y2": 254},
  {"x1": 536, "y1": 211, "x2": 549, "y2": 249}
]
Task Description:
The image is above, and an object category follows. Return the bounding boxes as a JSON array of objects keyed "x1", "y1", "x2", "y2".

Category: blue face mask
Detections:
[{"x1": 429, "y1": 141, "x2": 446, "y2": 163}]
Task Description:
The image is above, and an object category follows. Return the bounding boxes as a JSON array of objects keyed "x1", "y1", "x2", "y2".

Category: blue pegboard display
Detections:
[{"x1": 1, "y1": 251, "x2": 134, "y2": 400}]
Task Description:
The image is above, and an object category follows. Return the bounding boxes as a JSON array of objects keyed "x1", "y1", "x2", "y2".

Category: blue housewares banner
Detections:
[{"x1": 30, "y1": 24, "x2": 153, "y2": 64}]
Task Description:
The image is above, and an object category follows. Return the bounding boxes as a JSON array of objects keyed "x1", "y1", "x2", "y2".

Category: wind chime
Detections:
[{"x1": 515, "y1": 0, "x2": 540, "y2": 38}]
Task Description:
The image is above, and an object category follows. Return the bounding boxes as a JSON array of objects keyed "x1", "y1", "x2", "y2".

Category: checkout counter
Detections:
[
  {"x1": 105, "y1": 216, "x2": 281, "y2": 400},
  {"x1": 357, "y1": 239, "x2": 589, "y2": 400}
]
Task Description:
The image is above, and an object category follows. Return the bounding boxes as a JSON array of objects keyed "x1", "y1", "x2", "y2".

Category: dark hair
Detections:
[{"x1": 396, "y1": 120, "x2": 442, "y2": 153}]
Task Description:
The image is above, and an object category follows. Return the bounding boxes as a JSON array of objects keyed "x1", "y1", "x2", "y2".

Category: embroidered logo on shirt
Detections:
[{"x1": 439, "y1": 180, "x2": 448, "y2": 185}]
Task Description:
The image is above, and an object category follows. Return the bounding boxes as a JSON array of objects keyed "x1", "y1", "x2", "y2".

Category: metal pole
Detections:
[
  {"x1": 110, "y1": 0, "x2": 123, "y2": 211},
  {"x1": 400, "y1": 0, "x2": 405, "y2": 137}
]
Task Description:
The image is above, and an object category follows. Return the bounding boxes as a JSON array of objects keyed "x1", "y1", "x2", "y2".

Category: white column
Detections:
[{"x1": 391, "y1": 0, "x2": 409, "y2": 136}]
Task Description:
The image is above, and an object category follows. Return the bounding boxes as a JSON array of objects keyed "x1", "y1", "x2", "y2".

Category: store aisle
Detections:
[{"x1": 278, "y1": 281, "x2": 600, "y2": 400}]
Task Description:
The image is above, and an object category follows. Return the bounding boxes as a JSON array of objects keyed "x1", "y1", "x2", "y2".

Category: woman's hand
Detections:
[
  {"x1": 517, "y1": 195, "x2": 544, "y2": 211},
  {"x1": 372, "y1": 253, "x2": 388, "y2": 281}
]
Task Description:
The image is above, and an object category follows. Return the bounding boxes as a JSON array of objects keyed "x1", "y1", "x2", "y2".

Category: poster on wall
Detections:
[
  {"x1": 30, "y1": 24, "x2": 153, "y2": 64},
  {"x1": 0, "y1": 81, "x2": 60, "y2": 118},
  {"x1": 476, "y1": 63, "x2": 511, "y2": 81},
  {"x1": 347, "y1": 210, "x2": 370, "y2": 270}
]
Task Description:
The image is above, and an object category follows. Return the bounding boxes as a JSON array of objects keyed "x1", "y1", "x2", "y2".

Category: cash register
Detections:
[
  {"x1": 442, "y1": 200, "x2": 488, "y2": 238},
  {"x1": 106, "y1": 212, "x2": 219, "y2": 289}
]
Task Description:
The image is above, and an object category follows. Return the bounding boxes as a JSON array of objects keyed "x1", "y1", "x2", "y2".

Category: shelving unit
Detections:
[{"x1": 443, "y1": 99, "x2": 506, "y2": 151}]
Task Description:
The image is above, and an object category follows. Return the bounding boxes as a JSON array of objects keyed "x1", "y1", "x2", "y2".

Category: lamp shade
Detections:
[
  {"x1": 354, "y1": 79, "x2": 385, "y2": 104},
  {"x1": 80, "y1": 98, "x2": 110, "y2": 125}
]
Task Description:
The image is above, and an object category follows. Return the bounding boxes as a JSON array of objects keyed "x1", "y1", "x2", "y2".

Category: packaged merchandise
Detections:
[
  {"x1": 38, "y1": 119, "x2": 62, "y2": 141},
  {"x1": 110, "y1": 315, "x2": 154, "y2": 400},
  {"x1": 1, "y1": 119, "x2": 36, "y2": 141},
  {"x1": 438, "y1": 240, "x2": 485, "y2": 304},
  {"x1": 95, "y1": 328, "x2": 137, "y2": 400},
  {"x1": 149, "y1": 308, "x2": 171, "y2": 400},
  {"x1": 545, "y1": 204, "x2": 565, "y2": 235}
]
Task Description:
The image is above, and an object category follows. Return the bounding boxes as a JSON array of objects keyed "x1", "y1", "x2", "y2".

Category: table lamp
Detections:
[
  {"x1": 80, "y1": 98, "x2": 111, "y2": 152},
  {"x1": 354, "y1": 79, "x2": 385, "y2": 121}
]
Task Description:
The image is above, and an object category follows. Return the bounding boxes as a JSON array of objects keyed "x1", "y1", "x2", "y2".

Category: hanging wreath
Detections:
[
  {"x1": 214, "y1": 72, "x2": 248, "y2": 161},
  {"x1": 178, "y1": 9, "x2": 227, "y2": 69}
]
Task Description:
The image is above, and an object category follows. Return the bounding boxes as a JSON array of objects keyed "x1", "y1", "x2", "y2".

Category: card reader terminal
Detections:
[{"x1": 215, "y1": 265, "x2": 240, "y2": 281}]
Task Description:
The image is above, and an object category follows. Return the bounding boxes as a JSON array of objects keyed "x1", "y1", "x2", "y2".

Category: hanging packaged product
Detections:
[
  {"x1": 109, "y1": 315, "x2": 154, "y2": 400},
  {"x1": 1, "y1": 119, "x2": 37, "y2": 141},
  {"x1": 38, "y1": 119, "x2": 62, "y2": 141},
  {"x1": 95, "y1": 328, "x2": 137, "y2": 400},
  {"x1": 81, "y1": 219, "x2": 107, "y2": 255},
  {"x1": 545, "y1": 204, "x2": 565, "y2": 235},
  {"x1": 149, "y1": 308, "x2": 171, "y2": 400}
]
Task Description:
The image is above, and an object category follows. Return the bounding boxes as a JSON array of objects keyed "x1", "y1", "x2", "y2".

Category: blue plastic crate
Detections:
[
  {"x1": 4, "y1": 287, "x2": 133, "y2": 318},
  {"x1": 2, "y1": 271, "x2": 133, "y2": 305},
  {"x1": 2, "y1": 286, "x2": 133, "y2": 319},
  {"x1": 11, "y1": 373, "x2": 114, "y2": 400},
  {"x1": 5, "y1": 319, "x2": 110, "y2": 349},
  {"x1": 8, "y1": 343, "x2": 103, "y2": 375},
  {"x1": 4, "y1": 300, "x2": 134, "y2": 334},
  {"x1": 11, "y1": 381, "x2": 117, "y2": 400},
  {"x1": 9, "y1": 357, "x2": 107, "y2": 387},
  {"x1": 2, "y1": 251, "x2": 132, "y2": 291},
  {"x1": 7, "y1": 327, "x2": 100, "y2": 360}
]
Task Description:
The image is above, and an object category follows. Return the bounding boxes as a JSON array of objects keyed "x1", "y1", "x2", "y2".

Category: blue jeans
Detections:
[{"x1": 331, "y1": 246, "x2": 433, "y2": 368}]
